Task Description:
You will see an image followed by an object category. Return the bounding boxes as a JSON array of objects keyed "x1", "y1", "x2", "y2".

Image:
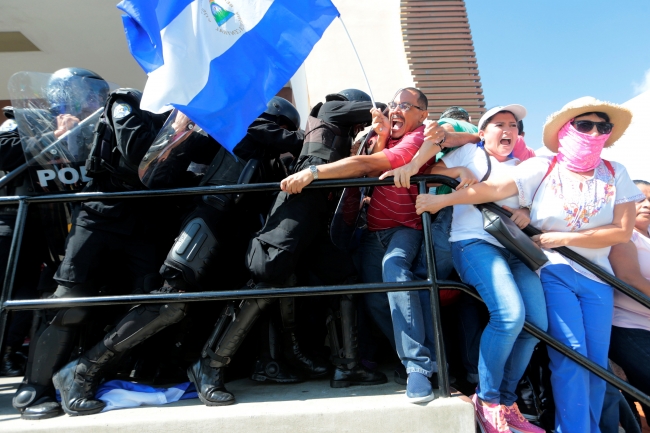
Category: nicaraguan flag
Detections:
[
  {"x1": 95, "y1": 380, "x2": 197, "y2": 412},
  {"x1": 117, "y1": 0, "x2": 339, "y2": 151}
]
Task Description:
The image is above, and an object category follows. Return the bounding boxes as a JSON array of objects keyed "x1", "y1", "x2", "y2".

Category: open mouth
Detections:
[
  {"x1": 391, "y1": 115, "x2": 404, "y2": 131},
  {"x1": 500, "y1": 138, "x2": 512, "y2": 145}
]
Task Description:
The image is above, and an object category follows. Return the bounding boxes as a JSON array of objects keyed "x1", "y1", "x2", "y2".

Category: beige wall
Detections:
[{"x1": 302, "y1": 0, "x2": 414, "y2": 110}]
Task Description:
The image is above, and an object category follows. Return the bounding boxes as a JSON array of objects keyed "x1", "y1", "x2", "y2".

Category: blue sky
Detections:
[{"x1": 465, "y1": 0, "x2": 650, "y2": 150}]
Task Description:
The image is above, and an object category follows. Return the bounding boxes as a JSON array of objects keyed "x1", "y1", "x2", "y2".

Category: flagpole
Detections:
[{"x1": 337, "y1": 16, "x2": 377, "y2": 109}]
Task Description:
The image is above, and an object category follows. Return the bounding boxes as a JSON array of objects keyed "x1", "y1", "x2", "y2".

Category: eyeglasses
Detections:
[
  {"x1": 572, "y1": 120, "x2": 613, "y2": 135},
  {"x1": 388, "y1": 101, "x2": 424, "y2": 112}
]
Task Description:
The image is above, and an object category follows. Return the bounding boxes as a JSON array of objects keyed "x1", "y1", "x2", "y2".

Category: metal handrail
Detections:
[{"x1": 0, "y1": 175, "x2": 648, "y2": 408}]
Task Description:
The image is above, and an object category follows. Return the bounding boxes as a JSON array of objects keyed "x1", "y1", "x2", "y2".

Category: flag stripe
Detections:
[
  {"x1": 118, "y1": 0, "x2": 195, "y2": 74},
  {"x1": 141, "y1": 0, "x2": 274, "y2": 112},
  {"x1": 166, "y1": 0, "x2": 338, "y2": 150},
  {"x1": 118, "y1": 0, "x2": 338, "y2": 151}
]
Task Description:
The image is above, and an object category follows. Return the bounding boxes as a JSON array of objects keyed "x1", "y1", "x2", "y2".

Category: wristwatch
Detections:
[{"x1": 309, "y1": 165, "x2": 319, "y2": 180}]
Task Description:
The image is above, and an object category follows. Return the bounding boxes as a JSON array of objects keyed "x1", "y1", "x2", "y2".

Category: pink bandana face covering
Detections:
[{"x1": 556, "y1": 121, "x2": 611, "y2": 172}]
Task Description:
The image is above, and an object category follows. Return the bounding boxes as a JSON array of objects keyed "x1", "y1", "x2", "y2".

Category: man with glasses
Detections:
[{"x1": 282, "y1": 87, "x2": 475, "y2": 403}]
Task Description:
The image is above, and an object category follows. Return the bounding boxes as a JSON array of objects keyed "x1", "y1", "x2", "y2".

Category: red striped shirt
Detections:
[{"x1": 367, "y1": 125, "x2": 435, "y2": 231}]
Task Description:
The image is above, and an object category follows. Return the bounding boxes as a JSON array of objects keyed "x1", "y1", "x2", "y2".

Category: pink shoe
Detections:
[
  {"x1": 472, "y1": 394, "x2": 509, "y2": 433},
  {"x1": 502, "y1": 402, "x2": 545, "y2": 433}
]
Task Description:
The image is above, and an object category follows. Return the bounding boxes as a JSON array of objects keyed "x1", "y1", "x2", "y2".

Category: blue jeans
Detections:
[
  {"x1": 540, "y1": 264, "x2": 613, "y2": 433},
  {"x1": 358, "y1": 207, "x2": 454, "y2": 375},
  {"x1": 452, "y1": 238, "x2": 547, "y2": 406}
]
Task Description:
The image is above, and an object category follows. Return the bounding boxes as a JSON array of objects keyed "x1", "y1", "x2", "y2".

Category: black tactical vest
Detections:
[
  {"x1": 85, "y1": 89, "x2": 144, "y2": 188},
  {"x1": 299, "y1": 116, "x2": 350, "y2": 164}
]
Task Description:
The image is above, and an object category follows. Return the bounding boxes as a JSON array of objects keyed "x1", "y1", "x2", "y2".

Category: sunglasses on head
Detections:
[
  {"x1": 571, "y1": 120, "x2": 613, "y2": 135},
  {"x1": 388, "y1": 101, "x2": 424, "y2": 112}
]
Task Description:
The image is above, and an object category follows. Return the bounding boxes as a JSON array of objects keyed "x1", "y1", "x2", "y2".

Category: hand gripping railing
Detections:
[{"x1": 0, "y1": 174, "x2": 649, "y2": 407}]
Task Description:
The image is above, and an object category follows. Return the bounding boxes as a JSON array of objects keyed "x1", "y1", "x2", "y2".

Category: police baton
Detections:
[{"x1": 0, "y1": 107, "x2": 103, "y2": 189}]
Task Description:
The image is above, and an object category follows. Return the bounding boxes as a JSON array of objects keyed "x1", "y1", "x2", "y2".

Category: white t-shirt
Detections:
[
  {"x1": 442, "y1": 144, "x2": 520, "y2": 247},
  {"x1": 612, "y1": 230, "x2": 650, "y2": 332},
  {"x1": 512, "y1": 156, "x2": 643, "y2": 280}
]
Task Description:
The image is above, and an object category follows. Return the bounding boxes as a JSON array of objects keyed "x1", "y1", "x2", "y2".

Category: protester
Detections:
[
  {"x1": 608, "y1": 179, "x2": 650, "y2": 428},
  {"x1": 413, "y1": 97, "x2": 642, "y2": 433},
  {"x1": 394, "y1": 105, "x2": 546, "y2": 432},
  {"x1": 282, "y1": 87, "x2": 481, "y2": 404}
]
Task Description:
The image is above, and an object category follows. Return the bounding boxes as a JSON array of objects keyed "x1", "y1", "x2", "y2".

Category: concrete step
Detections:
[{"x1": 0, "y1": 372, "x2": 475, "y2": 433}]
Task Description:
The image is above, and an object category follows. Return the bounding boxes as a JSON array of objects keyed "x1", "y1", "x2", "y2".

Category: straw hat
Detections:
[{"x1": 542, "y1": 96, "x2": 632, "y2": 152}]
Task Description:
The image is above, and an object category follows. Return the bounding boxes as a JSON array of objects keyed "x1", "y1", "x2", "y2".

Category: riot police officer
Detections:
[
  {"x1": 174, "y1": 89, "x2": 389, "y2": 408},
  {"x1": 0, "y1": 107, "x2": 56, "y2": 378},
  {"x1": 50, "y1": 97, "x2": 305, "y2": 415},
  {"x1": 12, "y1": 67, "x2": 171, "y2": 420}
]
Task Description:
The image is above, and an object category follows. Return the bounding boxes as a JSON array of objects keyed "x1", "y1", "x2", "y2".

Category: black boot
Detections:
[
  {"x1": 52, "y1": 342, "x2": 117, "y2": 416},
  {"x1": 13, "y1": 384, "x2": 62, "y2": 420},
  {"x1": 250, "y1": 316, "x2": 301, "y2": 383},
  {"x1": 190, "y1": 297, "x2": 272, "y2": 406},
  {"x1": 328, "y1": 295, "x2": 387, "y2": 388},
  {"x1": 279, "y1": 298, "x2": 330, "y2": 379},
  {"x1": 187, "y1": 357, "x2": 233, "y2": 406},
  {"x1": 1, "y1": 346, "x2": 26, "y2": 377},
  {"x1": 13, "y1": 313, "x2": 76, "y2": 420}
]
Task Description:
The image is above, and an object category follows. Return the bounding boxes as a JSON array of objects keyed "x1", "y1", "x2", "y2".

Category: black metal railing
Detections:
[{"x1": 0, "y1": 175, "x2": 649, "y2": 407}]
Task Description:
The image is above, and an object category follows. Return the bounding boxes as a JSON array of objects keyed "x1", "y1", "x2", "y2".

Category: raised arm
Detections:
[
  {"x1": 280, "y1": 151, "x2": 392, "y2": 194},
  {"x1": 609, "y1": 240, "x2": 650, "y2": 297},
  {"x1": 415, "y1": 174, "x2": 519, "y2": 215},
  {"x1": 379, "y1": 121, "x2": 479, "y2": 188},
  {"x1": 531, "y1": 202, "x2": 636, "y2": 249}
]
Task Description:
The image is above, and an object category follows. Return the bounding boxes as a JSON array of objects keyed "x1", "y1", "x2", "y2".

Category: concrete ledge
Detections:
[{"x1": 0, "y1": 373, "x2": 474, "y2": 433}]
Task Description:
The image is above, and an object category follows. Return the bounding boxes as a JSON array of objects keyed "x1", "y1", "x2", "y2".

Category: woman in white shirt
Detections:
[
  {"x1": 416, "y1": 105, "x2": 548, "y2": 433},
  {"x1": 608, "y1": 179, "x2": 650, "y2": 418},
  {"x1": 414, "y1": 97, "x2": 643, "y2": 433}
]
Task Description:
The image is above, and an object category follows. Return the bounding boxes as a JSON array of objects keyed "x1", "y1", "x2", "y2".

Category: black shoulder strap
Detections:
[{"x1": 480, "y1": 144, "x2": 492, "y2": 182}]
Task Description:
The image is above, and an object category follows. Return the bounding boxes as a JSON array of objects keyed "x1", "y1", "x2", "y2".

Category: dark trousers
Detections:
[
  {"x1": 247, "y1": 189, "x2": 337, "y2": 285},
  {"x1": 609, "y1": 325, "x2": 650, "y2": 428},
  {"x1": 53, "y1": 224, "x2": 161, "y2": 295},
  {"x1": 0, "y1": 214, "x2": 47, "y2": 351}
]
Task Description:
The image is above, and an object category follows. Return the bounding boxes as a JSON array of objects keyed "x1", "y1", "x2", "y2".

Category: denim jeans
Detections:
[
  {"x1": 452, "y1": 238, "x2": 547, "y2": 406},
  {"x1": 358, "y1": 207, "x2": 454, "y2": 376},
  {"x1": 540, "y1": 264, "x2": 613, "y2": 433}
]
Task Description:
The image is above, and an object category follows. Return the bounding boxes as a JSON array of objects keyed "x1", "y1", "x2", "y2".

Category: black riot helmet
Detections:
[
  {"x1": 325, "y1": 89, "x2": 371, "y2": 103},
  {"x1": 46, "y1": 67, "x2": 110, "y2": 117},
  {"x1": 264, "y1": 96, "x2": 300, "y2": 131}
]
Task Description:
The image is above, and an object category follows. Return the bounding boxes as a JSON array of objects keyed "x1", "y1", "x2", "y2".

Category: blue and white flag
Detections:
[
  {"x1": 95, "y1": 380, "x2": 197, "y2": 412},
  {"x1": 117, "y1": 0, "x2": 339, "y2": 151}
]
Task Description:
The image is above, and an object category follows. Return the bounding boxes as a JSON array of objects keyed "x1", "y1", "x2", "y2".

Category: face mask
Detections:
[{"x1": 556, "y1": 121, "x2": 610, "y2": 172}]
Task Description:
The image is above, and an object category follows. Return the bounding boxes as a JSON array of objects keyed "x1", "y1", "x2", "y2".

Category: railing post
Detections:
[
  {"x1": 418, "y1": 180, "x2": 450, "y2": 398},
  {"x1": 0, "y1": 199, "x2": 29, "y2": 353}
]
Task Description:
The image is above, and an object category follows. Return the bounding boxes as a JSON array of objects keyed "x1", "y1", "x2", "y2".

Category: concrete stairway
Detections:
[{"x1": 0, "y1": 372, "x2": 475, "y2": 433}]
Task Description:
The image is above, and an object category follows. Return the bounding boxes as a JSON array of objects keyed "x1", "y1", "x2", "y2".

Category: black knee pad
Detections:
[
  {"x1": 164, "y1": 218, "x2": 218, "y2": 288},
  {"x1": 105, "y1": 302, "x2": 188, "y2": 353},
  {"x1": 50, "y1": 307, "x2": 91, "y2": 327},
  {"x1": 158, "y1": 302, "x2": 187, "y2": 325}
]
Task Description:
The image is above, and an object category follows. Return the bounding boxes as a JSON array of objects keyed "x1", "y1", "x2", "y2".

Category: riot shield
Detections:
[
  {"x1": 329, "y1": 130, "x2": 377, "y2": 251},
  {"x1": 8, "y1": 71, "x2": 117, "y2": 193},
  {"x1": 139, "y1": 109, "x2": 204, "y2": 189}
]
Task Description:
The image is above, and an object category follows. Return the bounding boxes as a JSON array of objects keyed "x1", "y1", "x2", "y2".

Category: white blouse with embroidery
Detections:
[{"x1": 511, "y1": 156, "x2": 643, "y2": 281}]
